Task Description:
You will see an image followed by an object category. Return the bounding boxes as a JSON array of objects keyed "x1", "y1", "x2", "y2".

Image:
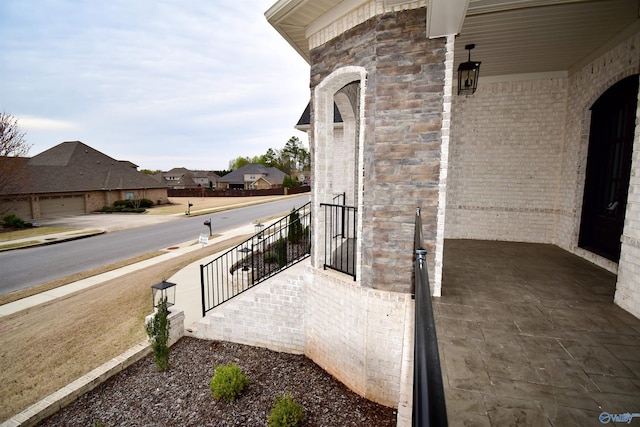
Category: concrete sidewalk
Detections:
[{"x1": 0, "y1": 220, "x2": 263, "y2": 320}]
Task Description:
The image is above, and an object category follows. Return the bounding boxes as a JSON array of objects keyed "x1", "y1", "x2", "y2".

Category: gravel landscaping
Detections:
[{"x1": 38, "y1": 337, "x2": 397, "y2": 427}]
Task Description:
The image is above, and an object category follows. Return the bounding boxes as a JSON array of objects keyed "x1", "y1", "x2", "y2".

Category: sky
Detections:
[{"x1": 0, "y1": 1, "x2": 311, "y2": 171}]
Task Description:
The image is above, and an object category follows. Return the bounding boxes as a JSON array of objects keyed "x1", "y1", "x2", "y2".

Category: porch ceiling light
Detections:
[{"x1": 458, "y1": 44, "x2": 481, "y2": 96}]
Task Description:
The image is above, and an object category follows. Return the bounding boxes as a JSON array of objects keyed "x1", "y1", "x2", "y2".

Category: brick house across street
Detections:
[
  {"x1": 189, "y1": 1, "x2": 640, "y2": 424},
  {"x1": 216, "y1": 163, "x2": 287, "y2": 190},
  {"x1": 0, "y1": 141, "x2": 168, "y2": 220},
  {"x1": 157, "y1": 168, "x2": 220, "y2": 190}
]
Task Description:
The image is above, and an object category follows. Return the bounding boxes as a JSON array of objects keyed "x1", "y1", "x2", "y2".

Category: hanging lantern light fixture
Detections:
[{"x1": 457, "y1": 44, "x2": 481, "y2": 96}]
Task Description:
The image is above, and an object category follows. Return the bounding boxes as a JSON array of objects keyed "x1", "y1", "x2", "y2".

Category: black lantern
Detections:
[
  {"x1": 151, "y1": 279, "x2": 177, "y2": 308},
  {"x1": 458, "y1": 44, "x2": 481, "y2": 96},
  {"x1": 238, "y1": 246, "x2": 252, "y2": 271},
  {"x1": 254, "y1": 222, "x2": 264, "y2": 239}
]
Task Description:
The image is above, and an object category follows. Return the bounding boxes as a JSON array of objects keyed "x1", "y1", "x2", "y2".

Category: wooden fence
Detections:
[{"x1": 167, "y1": 186, "x2": 310, "y2": 198}]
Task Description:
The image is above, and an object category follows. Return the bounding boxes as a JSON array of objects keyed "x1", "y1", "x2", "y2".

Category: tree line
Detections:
[{"x1": 226, "y1": 136, "x2": 309, "y2": 176}]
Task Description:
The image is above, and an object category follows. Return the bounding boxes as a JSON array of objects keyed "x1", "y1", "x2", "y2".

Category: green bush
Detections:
[
  {"x1": 268, "y1": 393, "x2": 304, "y2": 427},
  {"x1": 210, "y1": 364, "x2": 248, "y2": 402},
  {"x1": 145, "y1": 298, "x2": 170, "y2": 372},
  {"x1": 1, "y1": 214, "x2": 31, "y2": 229},
  {"x1": 98, "y1": 204, "x2": 146, "y2": 213},
  {"x1": 275, "y1": 237, "x2": 288, "y2": 268}
]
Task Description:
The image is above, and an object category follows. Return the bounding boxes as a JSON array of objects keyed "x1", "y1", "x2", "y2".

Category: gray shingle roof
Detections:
[
  {"x1": 9, "y1": 141, "x2": 166, "y2": 194},
  {"x1": 219, "y1": 164, "x2": 286, "y2": 185}
]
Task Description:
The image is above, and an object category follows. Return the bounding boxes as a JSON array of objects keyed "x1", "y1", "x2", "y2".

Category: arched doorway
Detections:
[{"x1": 579, "y1": 75, "x2": 639, "y2": 262}]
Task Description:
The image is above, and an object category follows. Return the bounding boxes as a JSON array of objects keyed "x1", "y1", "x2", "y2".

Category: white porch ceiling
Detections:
[{"x1": 265, "y1": 0, "x2": 640, "y2": 77}]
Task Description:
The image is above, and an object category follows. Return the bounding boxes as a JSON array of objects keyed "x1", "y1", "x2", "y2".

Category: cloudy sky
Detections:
[{"x1": 0, "y1": 1, "x2": 310, "y2": 171}]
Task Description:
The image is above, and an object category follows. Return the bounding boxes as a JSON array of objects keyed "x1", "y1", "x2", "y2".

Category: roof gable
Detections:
[
  {"x1": 219, "y1": 164, "x2": 287, "y2": 185},
  {"x1": 12, "y1": 141, "x2": 165, "y2": 195}
]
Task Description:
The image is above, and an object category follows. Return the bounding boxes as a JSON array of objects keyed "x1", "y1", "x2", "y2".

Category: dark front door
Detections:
[{"x1": 579, "y1": 75, "x2": 639, "y2": 262}]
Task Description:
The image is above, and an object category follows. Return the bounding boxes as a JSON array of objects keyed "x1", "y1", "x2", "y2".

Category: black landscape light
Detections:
[
  {"x1": 254, "y1": 222, "x2": 264, "y2": 238},
  {"x1": 458, "y1": 44, "x2": 481, "y2": 96},
  {"x1": 151, "y1": 279, "x2": 177, "y2": 308},
  {"x1": 238, "y1": 246, "x2": 252, "y2": 271}
]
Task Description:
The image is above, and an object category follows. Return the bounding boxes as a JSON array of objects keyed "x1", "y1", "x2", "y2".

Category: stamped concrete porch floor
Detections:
[{"x1": 436, "y1": 240, "x2": 640, "y2": 427}]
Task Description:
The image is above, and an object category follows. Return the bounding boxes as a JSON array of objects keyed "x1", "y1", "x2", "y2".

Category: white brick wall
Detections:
[
  {"x1": 446, "y1": 77, "x2": 567, "y2": 243},
  {"x1": 445, "y1": 31, "x2": 640, "y2": 318},
  {"x1": 193, "y1": 262, "x2": 306, "y2": 353},
  {"x1": 194, "y1": 261, "x2": 414, "y2": 409},
  {"x1": 304, "y1": 268, "x2": 413, "y2": 408},
  {"x1": 615, "y1": 81, "x2": 640, "y2": 318}
]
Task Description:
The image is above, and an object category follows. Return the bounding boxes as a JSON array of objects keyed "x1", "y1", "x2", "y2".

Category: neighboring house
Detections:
[
  {"x1": 195, "y1": 0, "x2": 640, "y2": 423},
  {"x1": 0, "y1": 141, "x2": 168, "y2": 220},
  {"x1": 158, "y1": 168, "x2": 220, "y2": 190},
  {"x1": 216, "y1": 164, "x2": 287, "y2": 190}
]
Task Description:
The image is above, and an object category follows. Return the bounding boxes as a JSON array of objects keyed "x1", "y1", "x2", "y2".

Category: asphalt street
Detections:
[{"x1": 0, "y1": 195, "x2": 309, "y2": 295}]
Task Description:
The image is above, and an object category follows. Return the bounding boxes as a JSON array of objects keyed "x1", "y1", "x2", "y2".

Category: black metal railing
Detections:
[
  {"x1": 320, "y1": 196, "x2": 357, "y2": 280},
  {"x1": 200, "y1": 202, "x2": 311, "y2": 316},
  {"x1": 413, "y1": 207, "x2": 447, "y2": 427}
]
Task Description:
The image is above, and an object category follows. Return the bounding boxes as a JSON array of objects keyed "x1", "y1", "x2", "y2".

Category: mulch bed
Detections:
[{"x1": 38, "y1": 337, "x2": 397, "y2": 427}]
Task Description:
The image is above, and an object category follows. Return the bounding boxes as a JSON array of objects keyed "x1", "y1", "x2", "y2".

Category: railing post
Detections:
[{"x1": 200, "y1": 264, "x2": 206, "y2": 318}]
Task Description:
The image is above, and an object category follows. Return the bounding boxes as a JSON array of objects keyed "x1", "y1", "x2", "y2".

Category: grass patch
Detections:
[
  {"x1": 0, "y1": 227, "x2": 75, "y2": 242},
  {"x1": 0, "y1": 235, "x2": 249, "y2": 421},
  {"x1": 0, "y1": 251, "x2": 164, "y2": 306}
]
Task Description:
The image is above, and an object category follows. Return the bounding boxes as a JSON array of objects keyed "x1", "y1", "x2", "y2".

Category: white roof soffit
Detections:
[{"x1": 427, "y1": 0, "x2": 469, "y2": 38}]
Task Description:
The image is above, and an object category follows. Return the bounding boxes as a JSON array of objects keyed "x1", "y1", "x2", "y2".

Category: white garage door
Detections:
[
  {"x1": 39, "y1": 195, "x2": 85, "y2": 218},
  {"x1": 0, "y1": 198, "x2": 33, "y2": 221}
]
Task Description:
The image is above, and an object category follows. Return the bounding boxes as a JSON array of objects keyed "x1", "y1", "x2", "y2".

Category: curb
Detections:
[{"x1": 0, "y1": 231, "x2": 106, "y2": 252}]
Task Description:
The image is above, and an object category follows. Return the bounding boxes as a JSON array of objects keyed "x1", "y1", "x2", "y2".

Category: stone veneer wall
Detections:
[
  {"x1": 308, "y1": 6, "x2": 443, "y2": 415},
  {"x1": 311, "y1": 7, "x2": 444, "y2": 293}
]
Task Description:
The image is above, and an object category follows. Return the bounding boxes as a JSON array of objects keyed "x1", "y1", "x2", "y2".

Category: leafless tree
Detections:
[
  {"x1": 0, "y1": 112, "x2": 30, "y2": 158},
  {"x1": 0, "y1": 113, "x2": 31, "y2": 214}
]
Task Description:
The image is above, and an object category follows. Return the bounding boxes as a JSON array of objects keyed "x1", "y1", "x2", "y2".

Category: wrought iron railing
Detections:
[
  {"x1": 320, "y1": 195, "x2": 357, "y2": 280},
  {"x1": 200, "y1": 202, "x2": 311, "y2": 316},
  {"x1": 413, "y1": 207, "x2": 447, "y2": 427}
]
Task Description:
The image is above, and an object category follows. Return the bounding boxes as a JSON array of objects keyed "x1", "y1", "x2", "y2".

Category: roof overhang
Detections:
[{"x1": 266, "y1": 0, "x2": 640, "y2": 77}]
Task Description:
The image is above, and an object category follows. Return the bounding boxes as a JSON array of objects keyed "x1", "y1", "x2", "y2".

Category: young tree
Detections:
[
  {"x1": 0, "y1": 113, "x2": 31, "y2": 204},
  {"x1": 228, "y1": 156, "x2": 250, "y2": 171}
]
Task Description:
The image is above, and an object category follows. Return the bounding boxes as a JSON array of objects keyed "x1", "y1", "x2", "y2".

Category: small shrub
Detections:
[
  {"x1": 268, "y1": 393, "x2": 304, "y2": 427},
  {"x1": 1, "y1": 214, "x2": 31, "y2": 228},
  {"x1": 139, "y1": 198, "x2": 154, "y2": 208},
  {"x1": 145, "y1": 298, "x2": 170, "y2": 372},
  {"x1": 210, "y1": 364, "x2": 248, "y2": 402}
]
